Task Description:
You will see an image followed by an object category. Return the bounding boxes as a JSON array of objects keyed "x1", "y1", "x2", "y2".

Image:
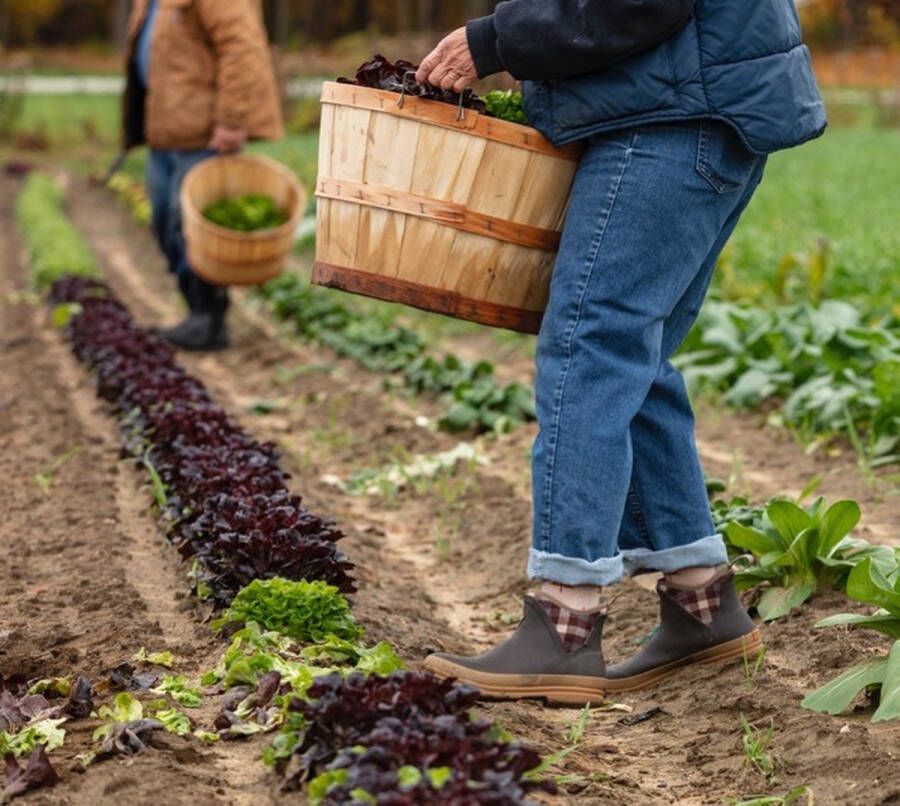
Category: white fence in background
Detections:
[{"x1": 0, "y1": 75, "x2": 326, "y2": 99}]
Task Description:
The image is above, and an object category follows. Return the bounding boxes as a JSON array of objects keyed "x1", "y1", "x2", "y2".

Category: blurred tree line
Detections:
[{"x1": 1, "y1": 0, "x2": 898, "y2": 49}]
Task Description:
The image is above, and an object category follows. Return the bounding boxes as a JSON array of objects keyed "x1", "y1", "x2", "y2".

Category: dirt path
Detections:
[
  {"x1": 0, "y1": 174, "x2": 300, "y2": 804},
  {"x1": 2, "y1": 171, "x2": 897, "y2": 804}
]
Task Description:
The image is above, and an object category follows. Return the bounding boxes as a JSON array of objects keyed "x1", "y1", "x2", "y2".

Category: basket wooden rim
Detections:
[
  {"x1": 181, "y1": 153, "x2": 306, "y2": 243},
  {"x1": 313, "y1": 260, "x2": 544, "y2": 334},
  {"x1": 321, "y1": 81, "x2": 582, "y2": 162}
]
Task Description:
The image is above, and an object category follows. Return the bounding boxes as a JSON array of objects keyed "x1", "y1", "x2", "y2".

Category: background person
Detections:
[
  {"x1": 123, "y1": 0, "x2": 284, "y2": 351},
  {"x1": 418, "y1": 1, "x2": 827, "y2": 699}
]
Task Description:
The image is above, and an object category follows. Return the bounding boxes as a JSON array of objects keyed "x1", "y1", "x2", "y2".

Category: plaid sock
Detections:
[
  {"x1": 536, "y1": 597, "x2": 604, "y2": 652},
  {"x1": 660, "y1": 575, "x2": 725, "y2": 625}
]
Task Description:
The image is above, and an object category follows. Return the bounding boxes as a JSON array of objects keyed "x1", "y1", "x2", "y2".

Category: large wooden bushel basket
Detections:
[
  {"x1": 313, "y1": 82, "x2": 581, "y2": 333},
  {"x1": 181, "y1": 154, "x2": 306, "y2": 287}
]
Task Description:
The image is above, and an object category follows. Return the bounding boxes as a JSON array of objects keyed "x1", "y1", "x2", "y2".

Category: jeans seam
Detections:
[
  {"x1": 539, "y1": 129, "x2": 638, "y2": 551},
  {"x1": 627, "y1": 484, "x2": 652, "y2": 546}
]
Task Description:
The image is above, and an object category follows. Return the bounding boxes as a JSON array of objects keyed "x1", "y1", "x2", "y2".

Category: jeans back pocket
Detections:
[{"x1": 695, "y1": 120, "x2": 760, "y2": 194}]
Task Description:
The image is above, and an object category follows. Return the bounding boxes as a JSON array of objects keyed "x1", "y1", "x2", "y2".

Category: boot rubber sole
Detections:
[{"x1": 423, "y1": 629, "x2": 763, "y2": 706}]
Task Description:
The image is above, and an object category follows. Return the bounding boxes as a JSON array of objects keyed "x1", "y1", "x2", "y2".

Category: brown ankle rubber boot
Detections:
[
  {"x1": 423, "y1": 596, "x2": 609, "y2": 705},
  {"x1": 605, "y1": 568, "x2": 763, "y2": 692}
]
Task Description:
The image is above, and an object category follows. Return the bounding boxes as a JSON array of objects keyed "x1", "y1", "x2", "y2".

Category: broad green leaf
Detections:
[
  {"x1": 815, "y1": 612, "x2": 900, "y2": 640},
  {"x1": 873, "y1": 641, "x2": 900, "y2": 722},
  {"x1": 802, "y1": 658, "x2": 887, "y2": 715},
  {"x1": 725, "y1": 523, "x2": 781, "y2": 557},
  {"x1": 847, "y1": 559, "x2": 900, "y2": 614},
  {"x1": 757, "y1": 582, "x2": 815, "y2": 622},
  {"x1": 766, "y1": 500, "x2": 814, "y2": 542},
  {"x1": 818, "y1": 500, "x2": 861, "y2": 557},
  {"x1": 759, "y1": 550, "x2": 787, "y2": 568},
  {"x1": 783, "y1": 528, "x2": 818, "y2": 572}
]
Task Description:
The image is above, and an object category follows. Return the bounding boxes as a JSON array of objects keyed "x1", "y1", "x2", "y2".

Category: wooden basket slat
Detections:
[{"x1": 314, "y1": 82, "x2": 580, "y2": 333}]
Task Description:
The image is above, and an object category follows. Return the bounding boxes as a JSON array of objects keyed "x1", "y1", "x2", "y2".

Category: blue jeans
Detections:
[
  {"x1": 529, "y1": 120, "x2": 766, "y2": 587},
  {"x1": 146, "y1": 149, "x2": 216, "y2": 280}
]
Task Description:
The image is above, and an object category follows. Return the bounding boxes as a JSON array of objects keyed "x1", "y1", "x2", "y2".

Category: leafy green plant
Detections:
[
  {"x1": 676, "y1": 299, "x2": 900, "y2": 464},
  {"x1": 93, "y1": 692, "x2": 144, "y2": 742},
  {"x1": 0, "y1": 720, "x2": 66, "y2": 758},
  {"x1": 153, "y1": 708, "x2": 191, "y2": 736},
  {"x1": 15, "y1": 173, "x2": 99, "y2": 287},
  {"x1": 256, "y1": 274, "x2": 535, "y2": 433},
  {"x1": 802, "y1": 558, "x2": 900, "y2": 722},
  {"x1": 725, "y1": 497, "x2": 894, "y2": 621},
  {"x1": 133, "y1": 648, "x2": 175, "y2": 668},
  {"x1": 203, "y1": 194, "x2": 286, "y2": 232},
  {"x1": 214, "y1": 579, "x2": 363, "y2": 643},
  {"x1": 150, "y1": 675, "x2": 203, "y2": 709},
  {"x1": 482, "y1": 90, "x2": 529, "y2": 125}
]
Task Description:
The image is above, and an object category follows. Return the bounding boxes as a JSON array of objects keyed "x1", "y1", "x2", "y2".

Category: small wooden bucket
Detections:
[
  {"x1": 313, "y1": 82, "x2": 581, "y2": 333},
  {"x1": 181, "y1": 154, "x2": 306, "y2": 287}
]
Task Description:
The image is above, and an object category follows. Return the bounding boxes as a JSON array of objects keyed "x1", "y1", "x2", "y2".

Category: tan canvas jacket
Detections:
[{"x1": 123, "y1": 0, "x2": 284, "y2": 150}]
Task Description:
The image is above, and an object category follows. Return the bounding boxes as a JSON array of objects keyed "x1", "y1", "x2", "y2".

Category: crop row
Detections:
[
  {"x1": 256, "y1": 273, "x2": 536, "y2": 433},
  {"x1": 677, "y1": 299, "x2": 900, "y2": 465},
  {"x1": 16, "y1": 174, "x2": 98, "y2": 286},
  {"x1": 43, "y1": 271, "x2": 550, "y2": 802}
]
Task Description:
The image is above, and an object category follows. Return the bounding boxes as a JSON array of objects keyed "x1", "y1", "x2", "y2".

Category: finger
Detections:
[
  {"x1": 452, "y1": 74, "x2": 473, "y2": 94},
  {"x1": 427, "y1": 63, "x2": 453, "y2": 89},
  {"x1": 439, "y1": 71, "x2": 459, "y2": 91},
  {"x1": 416, "y1": 49, "x2": 441, "y2": 84}
]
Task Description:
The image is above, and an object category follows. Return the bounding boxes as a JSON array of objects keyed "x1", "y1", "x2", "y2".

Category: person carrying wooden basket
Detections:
[
  {"x1": 420, "y1": 0, "x2": 827, "y2": 702},
  {"x1": 122, "y1": 0, "x2": 284, "y2": 351}
]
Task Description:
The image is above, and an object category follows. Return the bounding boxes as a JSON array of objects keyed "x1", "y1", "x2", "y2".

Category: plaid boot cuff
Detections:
[{"x1": 535, "y1": 597, "x2": 605, "y2": 652}]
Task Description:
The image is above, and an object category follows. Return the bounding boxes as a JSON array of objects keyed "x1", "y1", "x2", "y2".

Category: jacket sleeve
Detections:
[
  {"x1": 466, "y1": 0, "x2": 697, "y2": 81},
  {"x1": 196, "y1": 0, "x2": 273, "y2": 130}
]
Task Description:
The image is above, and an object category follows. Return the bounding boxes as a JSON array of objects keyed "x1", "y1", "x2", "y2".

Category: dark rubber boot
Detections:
[
  {"x1": 605, "y1": 568, "x2": 762, "y2": 692},
  {"x1": 160, "y1": 276, "x2": 230, "y2": 352},
  {"x1": 176, "y1": 271, "x2": 196, "y2": 311},
  {"x1": 424, "y1": 597, "x2": 608, "y2": 705}
]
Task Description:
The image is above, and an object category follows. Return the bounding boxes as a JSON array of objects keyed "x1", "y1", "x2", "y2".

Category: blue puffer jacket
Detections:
[{"x1": 469, "y1": 1, "x2": 827, "y2": 155}]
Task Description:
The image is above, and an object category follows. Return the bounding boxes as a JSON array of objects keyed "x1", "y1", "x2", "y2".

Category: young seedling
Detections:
[
  {"x1": 142, "y1": 452, "x2": 168, "y2": 510},
  {"x1": 525, "y1": 704, "x2": 593, "y2": 782},
  {"x1": 728, "y1": 785, "x2": 813, "y2": 806},
  {"x1": 743, "y1": 646, "x2": 768, "y2": 691},
  {"x1": 34, "y1": 446, "x2": 83, "y2": 495},
  {"x1": 740, "y1": 714, "x2": 777, "y2": 779}
]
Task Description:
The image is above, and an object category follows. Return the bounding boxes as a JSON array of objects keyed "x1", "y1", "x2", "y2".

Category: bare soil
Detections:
[{"x1": 1, "y1": 172, "x2": 898, "y2": 805}]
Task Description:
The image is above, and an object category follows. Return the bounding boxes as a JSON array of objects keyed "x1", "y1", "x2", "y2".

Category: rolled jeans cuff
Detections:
[
  {"x1": 528, "y1": 549, "x2": 625, "y2": 587},
  {"x1": 621, "y1": 534, "x2": 729, "y2": 576}
]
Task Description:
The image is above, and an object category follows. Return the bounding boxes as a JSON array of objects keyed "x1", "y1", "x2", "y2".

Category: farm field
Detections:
[
  {"x1": 2, "y1": 146, "x2": 899, "y2": 803},
  {"x1": 1, "y1": 63, "x2": 900, "y2": 804}
]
